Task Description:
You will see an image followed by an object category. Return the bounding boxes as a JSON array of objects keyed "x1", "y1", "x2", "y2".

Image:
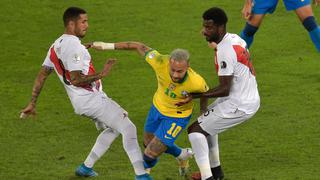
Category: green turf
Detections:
[{"x1": 1, "y1": 0, "x2": 320, "y2": 179}]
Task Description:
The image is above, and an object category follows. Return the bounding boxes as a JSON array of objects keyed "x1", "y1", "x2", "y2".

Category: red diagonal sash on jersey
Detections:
[
  {"x1": 49, "y1": 47, "x2": 94, "y2": 91},
  {"x1": 88, "y1": 61, "x2": 101, "y2": 91},
  {"x1": 49, "y1": 47, "x2": 71, "y2": 85},
  {"x1": 232, "y1": 45, "x2": 256, "y2": 76}
]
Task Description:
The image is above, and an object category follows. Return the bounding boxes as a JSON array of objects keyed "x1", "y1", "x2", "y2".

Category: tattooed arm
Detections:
[
  {"x1": 114, "y1": 42, "x2": 151, "y2": 56},
  {"x1": 20, "y1": 65, "x2": 53, "y2": 118},
  {"x1": 87, "y1": 41, "x2": 151, "y2": 57},
  {"x1": 70, "y1": 59, "x2": 116, "y2": 87}
]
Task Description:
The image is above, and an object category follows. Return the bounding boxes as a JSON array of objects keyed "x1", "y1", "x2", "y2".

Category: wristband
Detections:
[{"x1": 93, "y1": 42, "x2": 115, "y2": 50}]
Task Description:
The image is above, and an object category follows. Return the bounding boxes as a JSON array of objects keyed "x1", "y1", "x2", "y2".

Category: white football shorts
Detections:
[
  {"x1": 73, "y1": 91, "x2": 128, "y2": 131},
  {"x1": 198, "y1": 100, "x2": 257, "y2": 135}
]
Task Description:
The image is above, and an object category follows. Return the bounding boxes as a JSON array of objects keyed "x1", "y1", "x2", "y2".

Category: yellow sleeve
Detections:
[
  {"x1": 144, "y1": 49, "x2": 169, "y2": 70},
  {"x1": 197, "y1": 76, "x2": 209, "y2": 93}
]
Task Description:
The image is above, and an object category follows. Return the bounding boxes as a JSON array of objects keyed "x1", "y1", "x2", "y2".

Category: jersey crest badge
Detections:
[
  {"x1": 148, "y1": 52, "x2": 156, "y2": 59},
  {"x1": 73, "y1": 54, "x2": 81, "y2": 63},
  {"x1": 220, "y1": 61, "x2": 227, "y2": 69},
  {"x1": 181, "y1": 90, "x2": 188, "y2": 97}
]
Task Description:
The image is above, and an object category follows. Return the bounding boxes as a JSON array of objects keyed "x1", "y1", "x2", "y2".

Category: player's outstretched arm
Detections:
[
  {"x1": 86, "y1": 41, "x2": 151, "y2": 57},
  {"x1": 20, "y1": 66, "x2": 53, "y2": 119},
  {"x1": 114, "y1": 42, "x2": 151, "y2": 56},
  {"x1": 70, "y1": 59, "x2": 116, "y2": 87}
]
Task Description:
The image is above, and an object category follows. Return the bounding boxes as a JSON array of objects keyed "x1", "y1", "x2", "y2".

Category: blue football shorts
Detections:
[
  {"x1": 144, "y1": 105, "x2": 191, "y2": 147},
  {"x1": 252, "y1": 0, "x2": 310, "y2": 14}
]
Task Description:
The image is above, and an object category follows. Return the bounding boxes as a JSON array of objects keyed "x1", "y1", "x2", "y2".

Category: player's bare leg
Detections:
[
  {"x1": 143, "y1": 132, "x2": 155, "y2": 174},
  {"x1": 240, "y1": 14, "x2": 265, "y2": 48},
  {"x1": 144, "y1": 132, "x2": 155, "y2": 147},
  {"x1": 295, "y1": 5, "x2": 314, "y2": 22},
  {"x1": 143, "y1": 132, "x2": 193, "y2": 176},
  {"x1": 143, "y1": 137, "x2": 167, "y2": 172},
  {"x1": 295, "y1": 5, "x2": 320, "y2": 51}
]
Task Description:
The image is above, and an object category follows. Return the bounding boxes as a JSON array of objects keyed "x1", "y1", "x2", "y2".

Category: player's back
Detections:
[{"x1": 216, "y1": 33, "x2": 260, "y2": 114}]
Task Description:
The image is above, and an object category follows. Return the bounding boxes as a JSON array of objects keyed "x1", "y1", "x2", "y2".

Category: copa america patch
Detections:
[
  {"x1": 73, "y1": 54, "x2": 81, "y2": 63},
  {"x1": 181, "y1": 90, "x2": 188, "y2": 97},
  {"x1": 148, "y1": 52, "x2": 156, "y2": 59},
  {"x1": 220, "y1": 61, "x2": 227, "y2": 69}
]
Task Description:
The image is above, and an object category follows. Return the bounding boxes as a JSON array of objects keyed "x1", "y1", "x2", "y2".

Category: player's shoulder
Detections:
[
  {"x1": 217, "y1": 33, "x2": 246, "y2": 59},
  {"x1": 55, "y1": 34, "x2": 82, "y2": 48},
  {"x1": 187, "y1": 68, "x2": 205, "y2": 82},
  {"x1": 145, "y1": 49, "x2": 169, "y2": 64}
]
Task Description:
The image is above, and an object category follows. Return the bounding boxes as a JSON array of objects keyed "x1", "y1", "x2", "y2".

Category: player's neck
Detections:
[
  {"x1": 216, "y1": 32, "x2": 226, "y2": 44},
  {"x1": 64, "y1": 29, "x2": 80, "y2": 39}
]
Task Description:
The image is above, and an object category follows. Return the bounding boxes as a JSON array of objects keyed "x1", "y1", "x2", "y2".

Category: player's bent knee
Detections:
[{"x1": 120, "y1": 118, "x2": 137, "y2": 135}]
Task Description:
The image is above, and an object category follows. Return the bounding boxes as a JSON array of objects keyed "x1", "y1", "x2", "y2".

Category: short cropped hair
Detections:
[
  {"x1": 63, "y1": 7, "x2": 86, "y2": 27},
  {"x1": 170, "y1": 49, "x2": 190, "y2": 63},
  {"x1": 202, "y1": 7, "x2": 228, "y2": 26}
]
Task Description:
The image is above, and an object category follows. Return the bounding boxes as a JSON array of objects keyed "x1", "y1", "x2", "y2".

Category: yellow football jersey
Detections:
[{"x1": 145, "y1": 49, "x2": 209, "y2": 118}]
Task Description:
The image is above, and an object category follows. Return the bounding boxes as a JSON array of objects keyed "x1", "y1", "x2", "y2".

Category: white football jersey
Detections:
[
  {"x1": 214, "y1": 33, "x2": 260, "y2": 115},
  {"x1": 42, "y1": 34, "x2": 102, "y2": 109}
]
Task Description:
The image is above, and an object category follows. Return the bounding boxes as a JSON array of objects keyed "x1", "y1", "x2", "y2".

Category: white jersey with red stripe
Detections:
[
  {"x1": 42, "y1": 34, "x2": 102, "y2": 111},
  {"x1": 213, "y1": 33, "x2": 260, "y2": 115}
]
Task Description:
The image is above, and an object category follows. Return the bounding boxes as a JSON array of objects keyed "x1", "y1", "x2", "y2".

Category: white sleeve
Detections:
[
  {"x1": 217, "y1": 48, "x2": 236, "y2": 76},
  {"x1": 64, "y1": 42, "x2": 84, "y2": 71},
  {"x1": 42, "y1": 48, "x2": 54, "y2": 68}
]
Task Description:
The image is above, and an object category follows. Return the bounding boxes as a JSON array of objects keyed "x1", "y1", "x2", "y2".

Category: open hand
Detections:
[{"x1": 101, "y1": 59, "x2": 117, "y2": 77}]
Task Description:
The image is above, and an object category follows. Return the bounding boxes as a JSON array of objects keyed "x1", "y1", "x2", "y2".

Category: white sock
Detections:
[
  {"x1": 119, "y1": 117, "x2": 146, "y2": 176},
  {"x1": 84, "y1": 128, "x2": 120, "y2": 168},
  {"x1": 207, "y1": 134, "x2": 221, "y2": 168},
  {"x1": 189, "y1": 132, "x2": 212, "y2": 180}
]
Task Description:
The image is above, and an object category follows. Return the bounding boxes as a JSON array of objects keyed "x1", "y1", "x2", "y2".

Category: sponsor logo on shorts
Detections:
[
  {"x1": 164, "y1": 135, "x2": 173, "y2": 139},
  {"x1": 204, "y1": 108, "x2": 214, "y2": 117}
]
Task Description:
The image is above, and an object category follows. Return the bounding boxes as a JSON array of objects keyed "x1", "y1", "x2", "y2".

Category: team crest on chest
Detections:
[
  {"x1": 181, "y1": 90, "x2": 188, "y2": 97},
  {"x1": 165, "y1": 83, "x2": 177, "y2": 98}
]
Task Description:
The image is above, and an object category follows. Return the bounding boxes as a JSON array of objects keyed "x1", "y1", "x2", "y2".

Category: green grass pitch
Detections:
[{"x1": 1, "y1": 0, "x2": 319, "y2": 179}]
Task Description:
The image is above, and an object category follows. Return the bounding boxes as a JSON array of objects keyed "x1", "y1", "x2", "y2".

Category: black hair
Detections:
[
  {"x1": 202, "y1": 7, "x2": 228, "y2": 26},
  {"x1": 63, "y1": 7, "x2": 86, "y2": 27}
]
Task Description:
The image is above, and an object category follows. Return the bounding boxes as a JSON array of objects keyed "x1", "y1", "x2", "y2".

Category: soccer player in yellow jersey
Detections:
[{"x1": 88, "y1": 41, "x2": 209, "y2": 175}]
